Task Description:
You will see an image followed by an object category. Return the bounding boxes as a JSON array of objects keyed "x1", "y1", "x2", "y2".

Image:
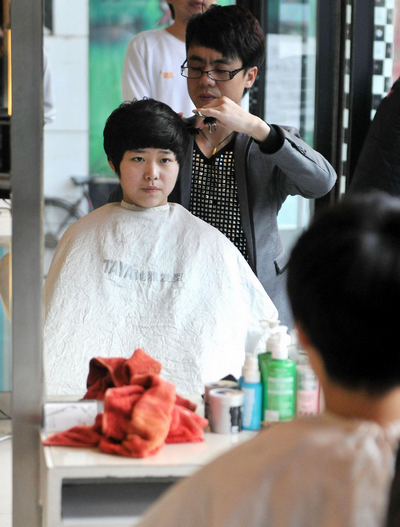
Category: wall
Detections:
[{"x1": 43, "y1": 0, "x2": 89, "y2": 203}]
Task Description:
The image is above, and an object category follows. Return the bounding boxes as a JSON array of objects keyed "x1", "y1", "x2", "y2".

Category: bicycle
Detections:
[{"x1": 44, "y1": 175, "x2": 98, "y2": 277}]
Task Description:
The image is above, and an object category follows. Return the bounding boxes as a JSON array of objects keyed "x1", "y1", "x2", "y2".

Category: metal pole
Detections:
[
  {"x1": 11, "y1": 0, "x2": 43, "y2": 525},
  {"x1": 346, "y1": 0, "x2": 374, "y2": 186},
  {"x1": 314, "y1": 0, "x2": 344, "y2": 208}
]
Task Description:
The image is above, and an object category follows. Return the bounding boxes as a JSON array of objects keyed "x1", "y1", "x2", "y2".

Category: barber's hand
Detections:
[{"x1": 193, "y1": 96, "x2": 271, "y2": 143}]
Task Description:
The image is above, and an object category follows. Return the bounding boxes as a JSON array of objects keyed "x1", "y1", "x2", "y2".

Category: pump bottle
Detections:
[
  {"x1": 258, "y1": 321, "x2": 281, "y2": 418},
  {"x1": 265, "y1": 326, "x2": 296, "y2": 422},
  {"x1": 258, "y1": 319, "x2": 280, "y2": 371},
  {"x1": 296, "y1": 348, "x2": 320, "y2": 416}
]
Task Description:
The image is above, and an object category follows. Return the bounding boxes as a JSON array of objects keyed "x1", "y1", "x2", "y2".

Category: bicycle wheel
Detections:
[{"x1": 44, "y1": 198, "x2": 82, "y2": 277}]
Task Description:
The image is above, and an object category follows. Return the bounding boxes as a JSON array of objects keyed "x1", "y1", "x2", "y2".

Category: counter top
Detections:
[
  {"x1": 43, "y1": 429, "x2": 255, "y2": 477},
  {"x1": 41, "y1": 397, "x2": 257, "y2": 527}
]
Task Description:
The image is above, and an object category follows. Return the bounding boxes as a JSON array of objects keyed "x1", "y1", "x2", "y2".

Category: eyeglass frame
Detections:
[{"x1": 180, "y1": 61, "x2": 246, "y2": 81}]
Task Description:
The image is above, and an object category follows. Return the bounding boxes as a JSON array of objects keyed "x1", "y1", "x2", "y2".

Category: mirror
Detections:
[
  {"x1": 42, "y1": 0, "x2": 317, "y2": 400},
  {"x1": 0, "y1": 0, "x2": 11, "y2": 415},
  {"x1": 43, "y1": 0, "x2": 257, "y2": 400}
]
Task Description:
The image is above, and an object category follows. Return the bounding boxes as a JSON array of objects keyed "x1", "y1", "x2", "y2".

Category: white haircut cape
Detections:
[{"x1": 44, "y1": 202, "x2": 278, "y2": 396}]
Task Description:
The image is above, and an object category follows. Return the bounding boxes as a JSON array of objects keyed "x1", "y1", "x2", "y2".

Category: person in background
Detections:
[
  {"x1": 44, "y1": 98, "x2": 278, "y2": 397},
  {"x1": 0, "y1": 48, "x2": 55, "y2": 315},
  {"x1": 43, "y1": 48, "x2": 56, "y2": 125},
  {"x1": 111, "y1": 5, "x2": 337, "y2": 328},
  {"x1": 122, "y1": 0, "x2": 216, "y2": 117},
  {"x1": 349, "y1": 78, "x2": 400, "y2": 196},
  {"x1": 135, "y1": 192, "x2": 400, "y2": 527}
]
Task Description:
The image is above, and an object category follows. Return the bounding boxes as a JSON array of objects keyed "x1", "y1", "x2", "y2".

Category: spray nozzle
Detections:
[
  {"x1": 243, "y1": 355, "x2": 260, "y2": 383},
  {"x1": 260, "y1": 318, "x2": 280, "y2": 331},
  {"x1": 271, "y1": 326, "x2": 291, "y2": 360},
  {"x1": 267, "y1": 324, "x2": 287, "y2": 352},
  {"x1": 253, "y1": 318, "x2": 280, "y2": 356}
]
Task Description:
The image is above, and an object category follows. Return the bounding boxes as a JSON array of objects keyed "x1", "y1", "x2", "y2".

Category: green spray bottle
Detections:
[{"x1": 265, "y1": 326, "x2": 296, "y2": 422}]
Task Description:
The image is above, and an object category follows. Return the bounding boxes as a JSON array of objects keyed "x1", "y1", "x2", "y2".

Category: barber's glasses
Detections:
[{"x1": 180, "y1": 61, "x2": 245, "y2": 81}]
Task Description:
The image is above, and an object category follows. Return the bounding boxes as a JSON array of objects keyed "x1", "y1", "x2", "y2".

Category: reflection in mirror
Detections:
[
  {"x1": 6, "y1": 1, "x2": 306, "y2": 408},
  {"x1": 44, "y1": 0, "x2": 258, "y2": 404},
  {"x1": 0, "y1": 0, "x2": 11, "y2": 116},
  {"x1": 43, "y1": 99, "x2": 278, "y2": 399},
  {"x1": 265, "y1": 2, "x2": 316, "y2": 253},
  {"x1": 0, "y1": 0, "x2": 11, "y2": 180},
  {"x1": 0, "y1": 209, "x2": 11, "y2": 414},
  {"x1": 0, "y1": 0, "x2": 11, "y2": 418}
]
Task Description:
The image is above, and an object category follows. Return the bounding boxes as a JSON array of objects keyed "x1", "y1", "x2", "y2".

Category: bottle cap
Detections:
[{"x1": 204, "y1": 380, "x2": 239, "y2": 401}]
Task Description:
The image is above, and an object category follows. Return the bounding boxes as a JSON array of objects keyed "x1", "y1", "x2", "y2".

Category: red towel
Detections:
[
  {"x1": 166, "y1": 404, "x2": 208, "y2": 444},
  {"x1": 84, "y1": 348, "x2": 162, "y2": 400},
  {"x1": 43, "y1": 414, "x2": 103, "y2": 448},
  {"x1": 43, "y1": 349, "x2": 208, "y2": 457}
]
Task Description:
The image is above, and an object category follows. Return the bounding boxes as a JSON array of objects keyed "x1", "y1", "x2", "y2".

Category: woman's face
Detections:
[{"x1": 110, "y1": 148, "x2": 179, "y2": 208}]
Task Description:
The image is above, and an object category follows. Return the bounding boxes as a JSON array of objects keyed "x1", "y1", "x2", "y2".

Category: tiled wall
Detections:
[
  {"x1": 43, "y1": 0, "x2": 89, "y2": 204},
  {"x1": 372, "y1": 0, "x2": 395, "y2": 117}
]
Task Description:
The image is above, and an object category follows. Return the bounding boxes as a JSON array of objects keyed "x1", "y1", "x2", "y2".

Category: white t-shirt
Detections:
[
  {"x1": 122, "y1": 28, "x2": 194, "y2": 117},
  {"x1": 121, "y1": 28, "x2": 250, "y2": 116},
  {"x1": 43, "y1": 48, "x2": 56, "y2": 124},
  {"x1": 44, "y1": 202, "x2": 278, "y2": 396},
  {"x1": 137, "y1": 413, "x2": 400, "y2": 527}
]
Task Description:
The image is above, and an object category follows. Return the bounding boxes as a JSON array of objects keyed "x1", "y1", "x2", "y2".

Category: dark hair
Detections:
[
  {"x1": 103, "y1": 98, "x2": 189, "y2": 176},
  {"x1": 287, "y1": 192, "x2": 400, "y2": 395},
  {"x1": 185, "y1": 5, "x2": 265, "y2": 71}
]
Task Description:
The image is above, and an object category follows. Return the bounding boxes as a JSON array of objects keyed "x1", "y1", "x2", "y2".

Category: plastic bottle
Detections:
[
  {"x1": 265, "y1": 327, "x2": 296, "y2": 422},
  {"x1": 238, "y1": 353, "x2": 254, "y2": 390},
  {"x1": 242, "y1": 356, "x2": 263, "y2": 430},
  {"x1": 258, "y1": 321, "x2": 281, "y2": 418},
  {"x1": 209, "y1": 388, "x2": 244, "y2": 434},
  {"x1": 204, "y1": 380, "x2": 239, "y2": 421},
  {"x1": 258, "y1": 319, "x2": 280, "y2": 370},
  {"x1": 296, "y1": 348, "x2": 320, "y2": 417},
  {"x1": 288, "y1": 328, "x2": 300, "y2": 362}
]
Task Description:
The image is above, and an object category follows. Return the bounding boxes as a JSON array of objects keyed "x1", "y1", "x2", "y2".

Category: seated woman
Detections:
[{"x1": 44, "y1": 98, "x2": 278, "y2": 397}]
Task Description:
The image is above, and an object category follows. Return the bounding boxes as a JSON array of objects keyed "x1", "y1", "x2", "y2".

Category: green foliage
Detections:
[{"x1": 89, "y1": 0, "x2": 235, "y2": 175}]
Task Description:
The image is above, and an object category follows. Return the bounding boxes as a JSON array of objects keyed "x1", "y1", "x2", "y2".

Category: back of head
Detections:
[
  {"x1": 103, "y1": 98, "x2": 189, "y2": 175},
  {"x1": 287, "y1": 192, "x2": 400, "y2": 395},
  {"x1": 185, "y1": 5, "x2": 265, "y2": 70}
]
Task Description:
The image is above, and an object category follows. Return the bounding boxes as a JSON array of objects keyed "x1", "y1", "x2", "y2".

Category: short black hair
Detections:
[
  {"x1": 287, "y1": 192, "x2": 400, "y2": 395},
  {"x1": 103, "y1": 98, "x2": 189, "y2": 176},
  {"x1": 185, "y1": 5, "x2": 265, "y2": 71}
]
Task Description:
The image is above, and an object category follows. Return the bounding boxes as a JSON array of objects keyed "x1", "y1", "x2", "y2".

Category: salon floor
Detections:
[{"x1": 0, "y1": 418, "x2": 12, "y2": 527}]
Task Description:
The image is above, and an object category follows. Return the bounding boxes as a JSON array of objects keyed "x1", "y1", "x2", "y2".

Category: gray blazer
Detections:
[{"x1": 169, "y1": 124, "x2": 337, "y2": 328}]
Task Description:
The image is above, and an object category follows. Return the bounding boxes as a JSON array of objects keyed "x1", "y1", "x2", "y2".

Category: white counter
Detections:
[{"x1": 41, "y1": 423, "x2": 256, "y2": 526}]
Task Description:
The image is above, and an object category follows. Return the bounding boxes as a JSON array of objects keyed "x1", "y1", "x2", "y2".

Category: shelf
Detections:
[{"x1": 40, "y1": 429, "x2": 256, "y2": 527}]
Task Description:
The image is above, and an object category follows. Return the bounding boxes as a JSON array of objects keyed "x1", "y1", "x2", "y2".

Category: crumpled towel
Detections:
[
  {"x1": 42, "y1": 349, "x2": 208, "y2": 457},
  {"x1": 83, "y1": 347, "x2": 163, "y2": 400}
]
